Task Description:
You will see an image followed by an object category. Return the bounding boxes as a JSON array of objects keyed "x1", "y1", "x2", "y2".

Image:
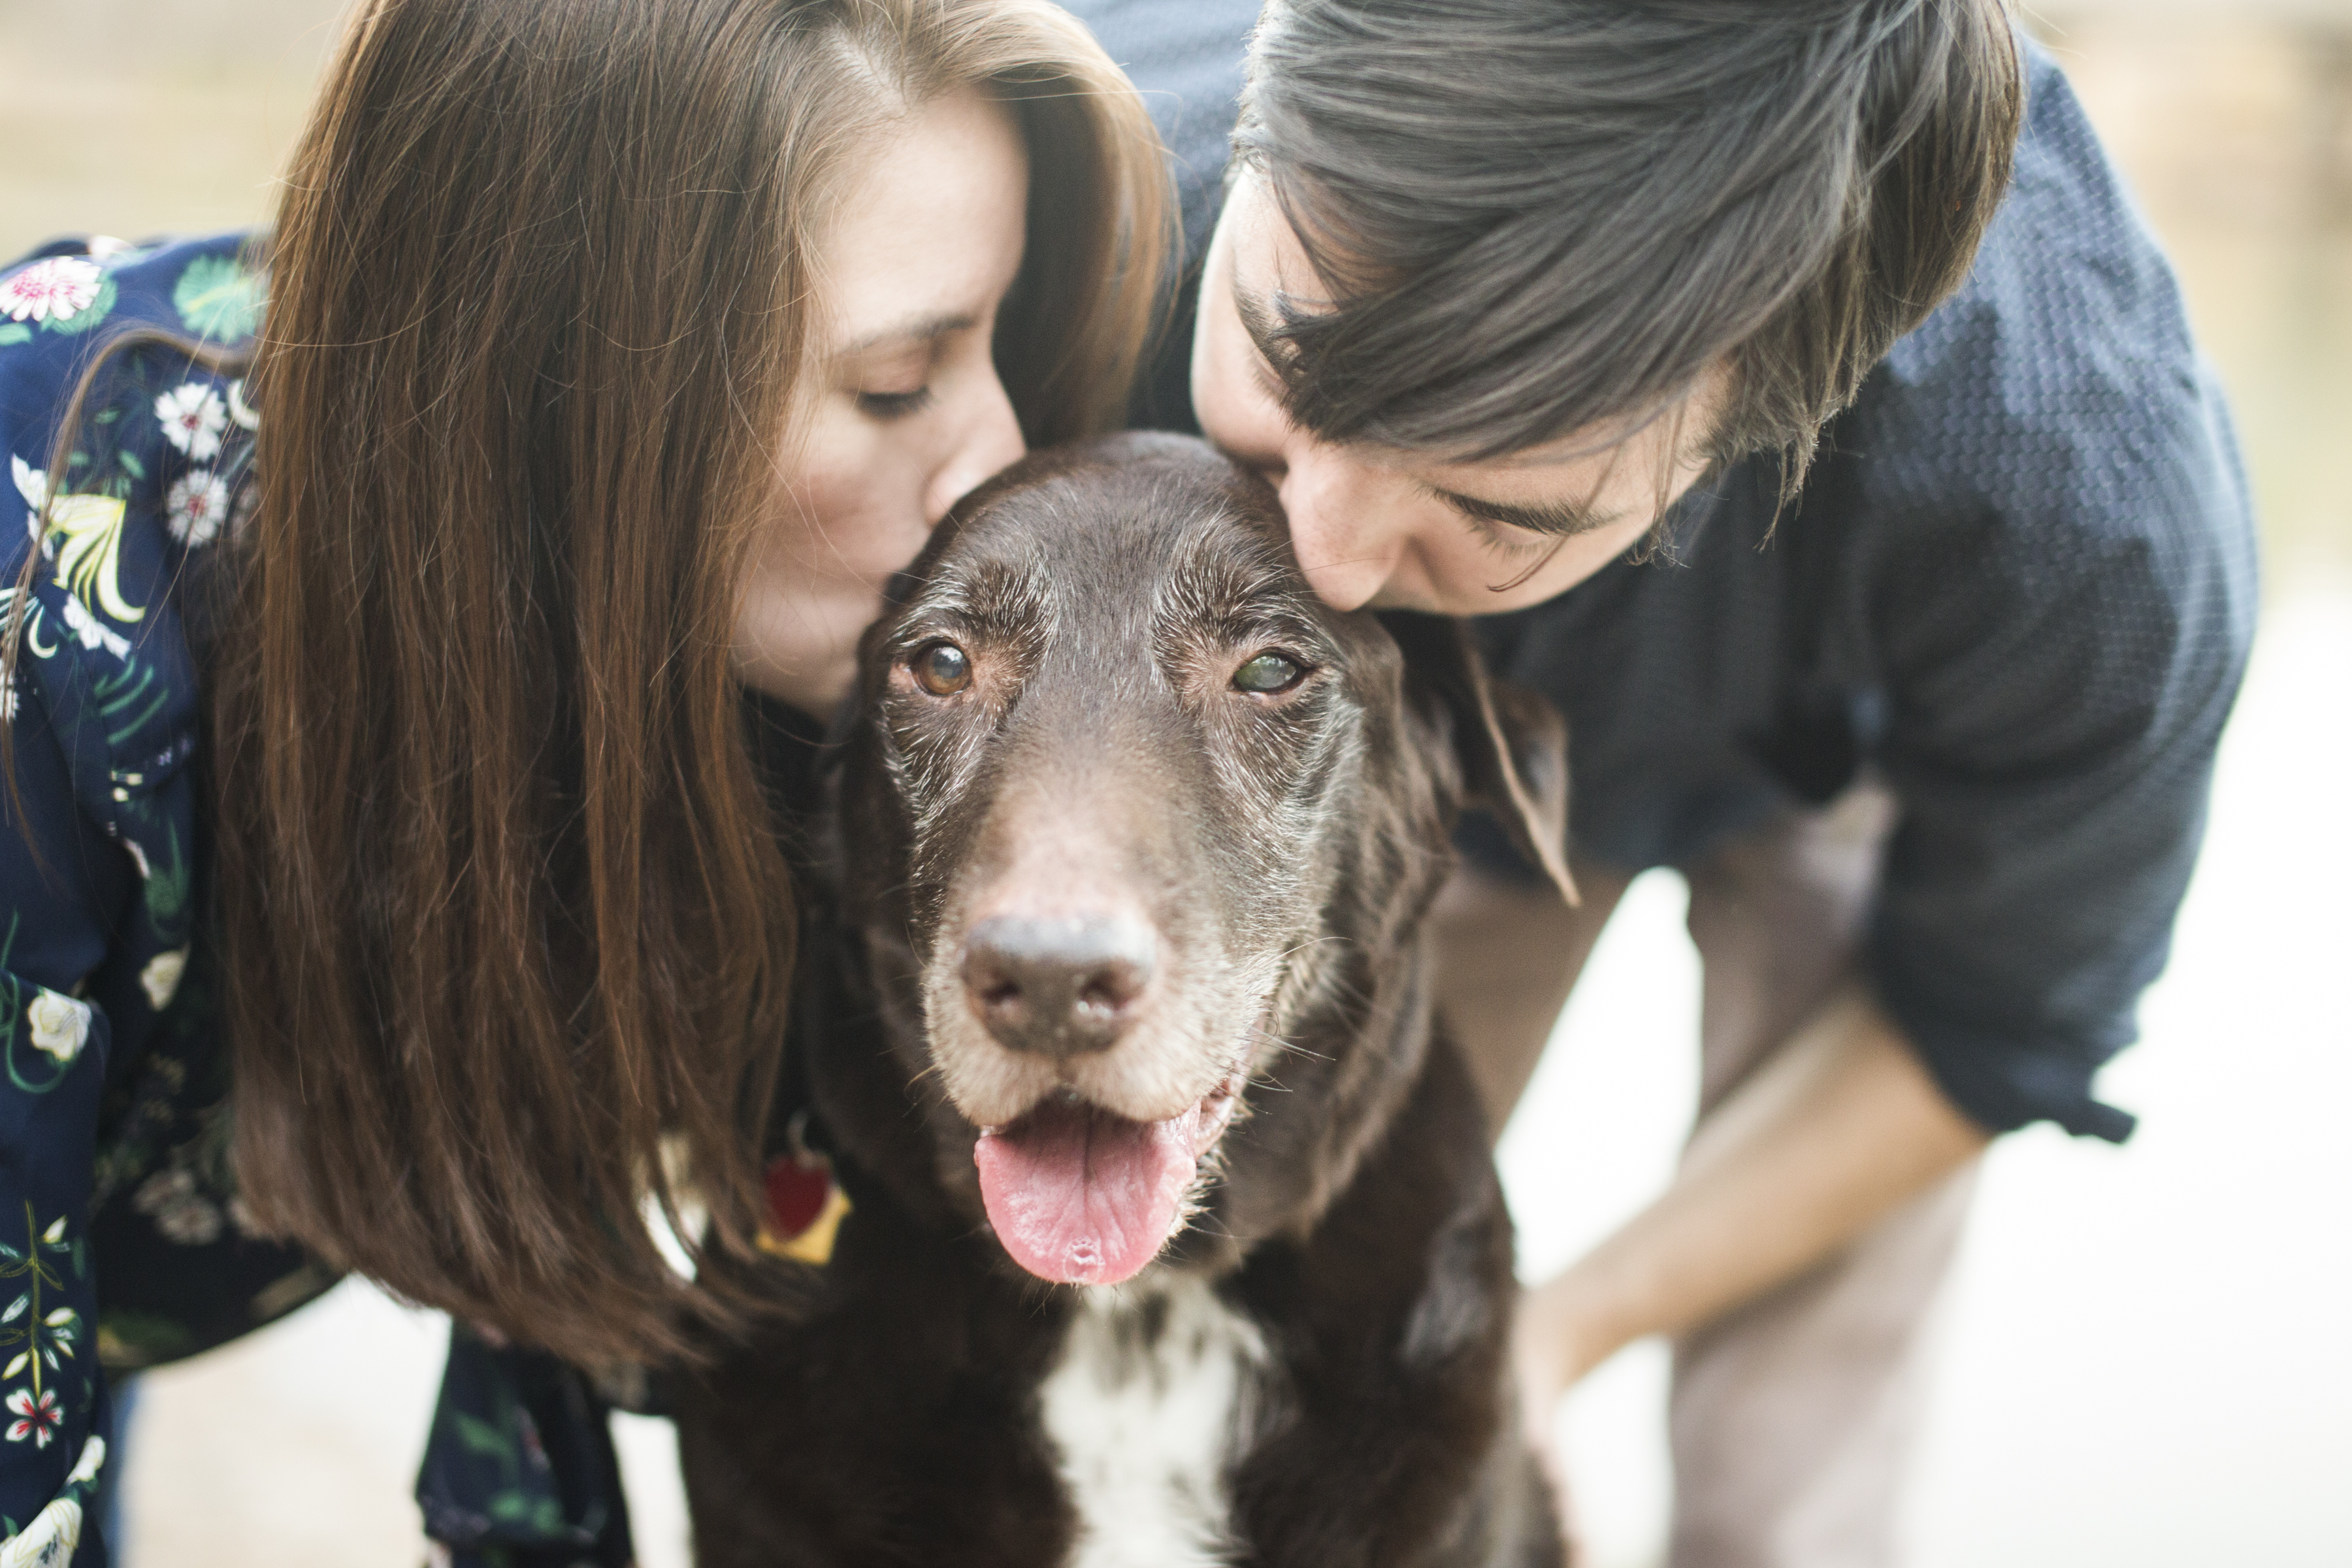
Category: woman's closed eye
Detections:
[
  {"x1": 845, "y1": 338, "x2": 946, "y2": 422},
  {"x1": 857, "y1": 385, "x2": 935, "y2": 421}
]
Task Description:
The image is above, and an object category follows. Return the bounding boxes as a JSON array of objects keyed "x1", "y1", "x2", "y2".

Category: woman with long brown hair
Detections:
[{"x1": 0, "y1": 0, "x2": 1167, "y2": 1560}]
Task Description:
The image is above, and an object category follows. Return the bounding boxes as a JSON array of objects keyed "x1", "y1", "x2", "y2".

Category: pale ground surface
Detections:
[
  {"x1": 2, "y1": 1, "x2": 2341, "y2": 1564},
  {"x1": 1511, "y1": 583, "x2": 2352, "y2": 1568}
]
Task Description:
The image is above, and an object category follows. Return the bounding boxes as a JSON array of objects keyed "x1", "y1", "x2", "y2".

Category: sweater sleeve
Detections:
[
  {"x1": 0, "y1": 231, "x2": 269, "y2": 1563},
  {"x1": 1852, "y1": 56, "x2": 2259, "y2": 1139},
  {"x1": 0, "y1": 621, "x2": 125, "y2": 1556}
]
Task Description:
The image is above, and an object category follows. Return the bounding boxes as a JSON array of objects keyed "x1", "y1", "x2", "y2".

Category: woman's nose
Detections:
[
  {"x1": 924, "y1": 372, "x2": 1026, "y2": 527},
  {"x1": 1277, "y1": 441, "x2": 1402, "y2": 612}
]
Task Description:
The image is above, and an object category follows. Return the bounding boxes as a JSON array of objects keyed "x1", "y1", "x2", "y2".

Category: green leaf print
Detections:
[
  {"x1": 39, "y1": 276, "x2": 117, "y2": 337},
  {"x1": 143, "y1": 825, "x2": 191, "y2": 928},
  {"x1": 453, "y1": 1411, "x2": 517, "y2": 1460},
  {"x1": 0, "y1": 324, "x2": 28, "y2": 346},
  {"x1": 95, "y1": 1309, "x2": 197, "y2": 1369},
  {"x1": 172, "y1": 254, "x2": 264, "y2": 343},
  {"x1": 0, "y1": 1203, "x2": 73, "y2": 1409}
]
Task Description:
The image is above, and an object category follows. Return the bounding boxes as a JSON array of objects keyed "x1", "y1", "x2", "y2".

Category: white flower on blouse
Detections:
[
  {"x1": 56, "y1": 594, "x2": 127, "y2": 660},
  {"x1": 24, "y1": 990, "x2": 89, "y2": 1064},
  {"x1": 0, "y1": 1494, "x2": 80, "y2": 1567},
  {"x1": 226, "y1": 1194, "x2": 267, "y2": 1239},
  {"x1": 153, "y1": 382, "x2": 227, "y2": 462},
  {"x1": 133, "y1": 1168, "x2": 222, "y2": 1245},
  {"x1": 139, "y1": 948, "x2": 188, "y2": 1011},
  {"x1": 227, "y1": 378, "x2": 261, "y2": 431},
  {"x1": 3, "y1": 1388, "x2": 59, "y2": 1450},
  {"x1": 228, "y1": 480, "x2": 260, "y2": 542},
  {"x1": 0, "y1": 1438, "x2": 105, "y2": 1563},
  {"x1": 12, "y1": 454, "x2": 46, "y2": 510},
  {"x1": 0, "y1": 256, "x2": 101, "y2": 327},
  {"x1": 164, "y1": 468, "x2": 229, "y2": 547},
  {"x1": 12, "y1": 454, "x2": 48, "y2": 557}
]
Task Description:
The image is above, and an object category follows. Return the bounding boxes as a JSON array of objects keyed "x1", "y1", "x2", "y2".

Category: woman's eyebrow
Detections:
[
  {"x1": 1429, "y1": 483, "x2": 1625, "y2": 538},
  {"x1": 840, "y1": 310, "x2": 977, "y2": 357}
]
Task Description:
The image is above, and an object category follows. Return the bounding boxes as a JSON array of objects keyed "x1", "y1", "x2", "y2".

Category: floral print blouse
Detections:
[
  {"x1": 0, "y1": 233, "x2": 338, "y2": 1566},
  {"x1": 0, "y1": 231, "x2": 674, "y2": 1568},
  {"x1": 4, "y1": 229, "x2": 832, "y2": 1568}
]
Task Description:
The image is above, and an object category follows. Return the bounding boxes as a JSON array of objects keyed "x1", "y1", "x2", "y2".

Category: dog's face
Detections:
[{"x1": 838, "y1": 434, "x2": 1567, "y2": 1288}]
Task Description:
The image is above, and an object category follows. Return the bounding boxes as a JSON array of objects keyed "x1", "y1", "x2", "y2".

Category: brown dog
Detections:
[{"x1": 678, "y1": 433, "x2": 1573, "y2": 1567}]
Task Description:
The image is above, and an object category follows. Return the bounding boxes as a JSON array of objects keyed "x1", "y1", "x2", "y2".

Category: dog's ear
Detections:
[{"x1": 1380, "y1": 612, "x2": 1577, "y2": 907}]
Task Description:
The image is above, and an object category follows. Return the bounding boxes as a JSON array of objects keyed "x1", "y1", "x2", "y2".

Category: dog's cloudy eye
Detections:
[
  {"x1": 1232, "y1": 651, "x2": 1305, "y2": 695},
  {"x1": 913, "y1": 642, "x2": 972, "y2": 696}
]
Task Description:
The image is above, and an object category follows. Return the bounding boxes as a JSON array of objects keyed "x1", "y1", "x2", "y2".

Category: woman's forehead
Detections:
[{"x1": 821, "y1": 88, "x2": 1029, "y2": 354}]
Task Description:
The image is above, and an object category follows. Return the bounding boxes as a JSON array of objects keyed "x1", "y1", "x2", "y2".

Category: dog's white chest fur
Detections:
[{"x1": 1039, "y1": 1273, "x2": 1265, "y2": 1567}]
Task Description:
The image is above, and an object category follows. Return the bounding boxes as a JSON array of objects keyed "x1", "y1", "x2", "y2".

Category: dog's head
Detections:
[{"x1": 838, "y1": 433, "x2": 1569, "y2": 1288}]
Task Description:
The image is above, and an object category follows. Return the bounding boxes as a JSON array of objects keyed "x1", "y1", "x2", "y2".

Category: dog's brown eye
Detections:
[
  {"x1": 913, "y1": 642, "x2": 972, "y2": 696},
  {"x1": 1232, "y1": 651, "x2": 1305, "y2": 695}
]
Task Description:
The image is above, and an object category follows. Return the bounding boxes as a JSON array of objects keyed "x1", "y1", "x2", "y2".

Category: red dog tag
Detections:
[{"x1": 757, "y1": 1118, "x2": 851, "y2": 1266}]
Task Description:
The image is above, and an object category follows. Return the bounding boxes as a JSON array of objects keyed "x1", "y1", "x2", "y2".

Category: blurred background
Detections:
[{"x1": 3, "y1": 0, "x2": 2346, "y2": 1563}]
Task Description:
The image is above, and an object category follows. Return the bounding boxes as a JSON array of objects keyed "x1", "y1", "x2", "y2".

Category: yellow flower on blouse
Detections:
[{"x1": 44, "y1": 492, "x2": 141, "y2": 625}]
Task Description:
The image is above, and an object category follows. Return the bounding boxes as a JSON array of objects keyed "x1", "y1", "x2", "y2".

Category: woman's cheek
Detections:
[
  {"x1": 780, "y1": 402, "x2": 943, "y2": 591},
  {"x1": 838, "y1": 456, "x2": 936, "y2": 583}
]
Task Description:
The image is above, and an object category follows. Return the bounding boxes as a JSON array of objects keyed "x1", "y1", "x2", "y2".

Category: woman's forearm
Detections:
[{"x1": 1518, "y1": 986, "x2": 1991, "y2": 1386}]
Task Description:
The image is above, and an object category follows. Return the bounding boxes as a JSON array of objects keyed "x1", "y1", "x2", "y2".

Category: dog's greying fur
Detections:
[{"x1": 677, "y1": 434, "x2": 1570, "y2": 1566}]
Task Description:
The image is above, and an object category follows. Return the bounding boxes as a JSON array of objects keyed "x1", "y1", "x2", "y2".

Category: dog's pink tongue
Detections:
[{"x1": 973, "y1": 1098, "x2": 1197, "y2": 1286}]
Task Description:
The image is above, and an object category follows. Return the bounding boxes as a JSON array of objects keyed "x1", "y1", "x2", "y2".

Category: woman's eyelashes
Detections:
[
  {"x1": 856, "y1": 385, "x2": 935, "y2": 421},
  {"x1": 846, "y1": 342, "x2": 943, "y2": 421}
]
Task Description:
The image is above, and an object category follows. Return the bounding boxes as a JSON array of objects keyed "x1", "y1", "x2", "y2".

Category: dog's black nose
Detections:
[{"x1": 962, "y1": 915, "x2": 1156, "y2": 1058}]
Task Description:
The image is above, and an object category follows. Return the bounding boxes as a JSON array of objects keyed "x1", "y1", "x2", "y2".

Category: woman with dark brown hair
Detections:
[{"x1": 0, "y1": 0, "x2": 1168, "y2": 1560}]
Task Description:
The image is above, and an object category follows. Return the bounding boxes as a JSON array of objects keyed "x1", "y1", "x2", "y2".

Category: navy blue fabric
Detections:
[
  {"x1": 0, "y1": 235, "x2": 615, "y2": 1565},
  {"x1": 1066, "y1": 0, "x2": 1250, "y2": 433},
  {"x1": 418, "y1": 1327, "x2": 634, "y2": 1568},
  {"x1": 1070, "y1": 5, "x2": 2259, "y2": 1142},
  {"x1": 0, "y1": 233, "x2": 350, "y2": 1564}
]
